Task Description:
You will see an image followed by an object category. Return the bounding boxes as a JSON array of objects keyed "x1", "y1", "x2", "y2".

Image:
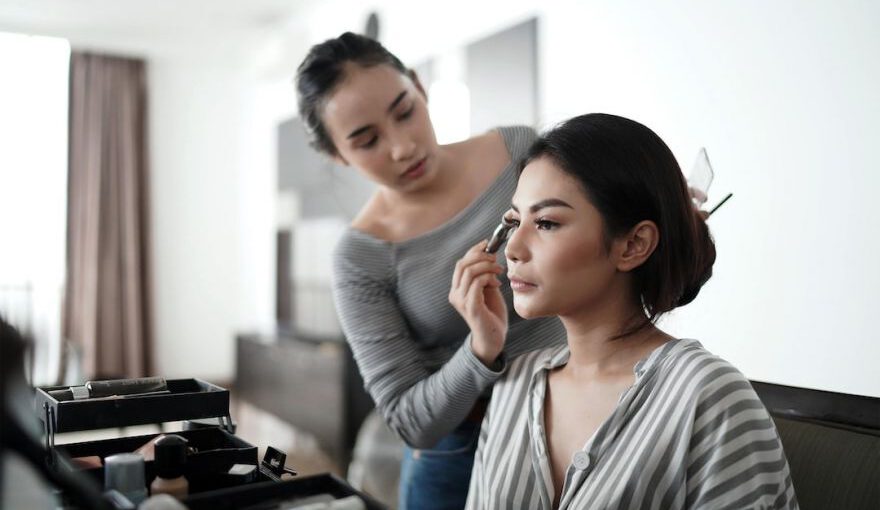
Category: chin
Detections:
[{"x1": 513, "y1": 298, "x2": 554, "y2": 320}]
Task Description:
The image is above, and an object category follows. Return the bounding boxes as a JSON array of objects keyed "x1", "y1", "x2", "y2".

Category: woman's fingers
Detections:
[
  {"x1": 450, "y1": 259, "x2": 502, "y2": 312},
  {"x1": 456, "y1": 260, "x2": 503, "y2": 294},
  {"x1": 452, "y1": 240, "x2": 497, "y2": 290},
  {"x1": 463, "y1": 273, "x2": 502, "y2": 314}
]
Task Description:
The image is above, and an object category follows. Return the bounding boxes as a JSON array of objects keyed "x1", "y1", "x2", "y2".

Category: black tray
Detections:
[
  {"x1": 184, "y1": 473, "x2": 387, "y2": 510},
  {"x1": 35, "y1": 378, "x2": 231, "y2": 436},
  {"x1": 57, "y1": 427, "x2": 257, "y2": 485}
]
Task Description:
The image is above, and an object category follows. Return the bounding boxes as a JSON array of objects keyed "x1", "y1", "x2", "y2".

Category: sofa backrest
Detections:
[{"x1": 752, "y1": 381, "x2": 880, "y2": 510}]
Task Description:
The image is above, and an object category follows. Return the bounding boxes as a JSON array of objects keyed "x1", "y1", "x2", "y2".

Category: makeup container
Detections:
[
  {"x1": 150, "y1": 435, "x2": 189, "y2": 499},
  {"x1": 104, "y1": 452, "x2": 148, "y2": 505}
]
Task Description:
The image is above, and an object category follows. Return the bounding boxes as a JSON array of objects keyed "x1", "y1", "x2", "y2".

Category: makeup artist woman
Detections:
[{"x1": 294, "y1": 33, "x2": 565, "y2": 509}]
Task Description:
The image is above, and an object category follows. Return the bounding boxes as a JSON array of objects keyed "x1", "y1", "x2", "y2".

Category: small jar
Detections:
[{"x1": 104, "y1": 452, "x2": 148, "y2": 505}]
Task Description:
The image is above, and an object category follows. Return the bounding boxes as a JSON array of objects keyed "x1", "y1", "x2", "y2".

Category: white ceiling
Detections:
[{"x1": 0, "y1": 0, "x2": 312, "y2": 57}]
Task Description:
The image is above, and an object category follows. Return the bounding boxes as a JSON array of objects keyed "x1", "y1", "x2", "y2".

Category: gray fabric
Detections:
[
  {"x1": 331, "y1": 126, "x2": 566, "y2": 449},
  {"x1": 772, "y1": 416, "x2": 880, "y2": 510}
]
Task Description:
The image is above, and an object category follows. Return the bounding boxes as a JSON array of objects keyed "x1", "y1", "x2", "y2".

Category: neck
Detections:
[{"x1": 558, "y1": 288, "x2": 667, "y2": 379}]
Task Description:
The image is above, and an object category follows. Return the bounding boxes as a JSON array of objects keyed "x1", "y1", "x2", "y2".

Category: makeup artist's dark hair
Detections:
[
  {"x1": 295, "y1": 32, "x2": 409, "y2": 156},
  {"x1": 520, "y1": 113, "x2": 716, "y2": 335}
]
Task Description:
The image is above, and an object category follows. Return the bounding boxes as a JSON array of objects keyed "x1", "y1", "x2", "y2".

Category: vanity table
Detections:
[{"x1": 234, "y1": 331, "x2": 374, "y2": 468}]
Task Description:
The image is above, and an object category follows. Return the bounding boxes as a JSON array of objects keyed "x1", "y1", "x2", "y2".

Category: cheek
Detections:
[
  {"x1": 518, "y1": 233, "x2": 613, "y2": 316},
  {"x1": 353, "y1": 153, "x2": 391, "y2": 181},
  {"x1": 414, "y1": 105, "x2": 436, "y2": 141},
  {"x1": 545, "y1": 232, "x2": 606, "y2": 279}
]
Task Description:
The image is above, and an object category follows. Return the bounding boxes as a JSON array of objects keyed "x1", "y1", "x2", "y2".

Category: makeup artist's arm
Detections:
[{"x1": 332, "y1": 235, "x2": 508, "y2": 449}]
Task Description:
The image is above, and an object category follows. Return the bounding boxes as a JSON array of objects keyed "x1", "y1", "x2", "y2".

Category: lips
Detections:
[
  {"x1": 508, "y1": 275, "x2": 537, "y2": 292},
  {"x1": 401, "y1": 157, "x2": 427, "y2": 179}
]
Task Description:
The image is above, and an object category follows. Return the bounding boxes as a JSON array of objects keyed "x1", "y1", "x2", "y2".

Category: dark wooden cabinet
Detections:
[{"x1": 234, "y1": 332, "x2": 374, "y2": 468}]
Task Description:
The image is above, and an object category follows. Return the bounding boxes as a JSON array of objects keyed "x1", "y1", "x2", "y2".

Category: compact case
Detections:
[
  {"x1": 35, "y1": 378, "x2": 386, "y2": 509},
  {"x1": 35, "y1": 379, "x2": 260, "y2": 495}
]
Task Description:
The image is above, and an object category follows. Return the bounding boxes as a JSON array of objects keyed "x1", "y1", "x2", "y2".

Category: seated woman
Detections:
[{"x1": 451, "y1": 114, "x2": 798, "y2": 509}]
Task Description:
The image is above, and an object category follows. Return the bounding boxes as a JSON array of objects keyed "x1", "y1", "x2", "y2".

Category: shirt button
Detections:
[{"x1": 572, "y1": 451, "x2": 591, "y2": 471}]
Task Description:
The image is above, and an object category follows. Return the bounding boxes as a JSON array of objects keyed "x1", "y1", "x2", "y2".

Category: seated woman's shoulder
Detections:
[{"x1": 658, "y1": 339, "x2": 762, "y2": 404}]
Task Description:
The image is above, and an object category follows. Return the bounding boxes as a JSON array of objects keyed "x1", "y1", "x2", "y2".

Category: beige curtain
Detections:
[{"x1": 64, "y1": 52, "x2": 152, "y2": 379}]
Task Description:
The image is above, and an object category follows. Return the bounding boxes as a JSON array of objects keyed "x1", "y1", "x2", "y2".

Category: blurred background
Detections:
[{"x1": 1, "y1": 0, "x2": 878, "y2": 504}]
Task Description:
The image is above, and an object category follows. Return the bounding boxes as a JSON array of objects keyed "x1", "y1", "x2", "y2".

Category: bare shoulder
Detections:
[
  {"x1": 468, "y1": 128, "x2": 509, "y2": 162},
  {"x1": 350, "y1": 191, "x2": 391, "y2": 239},
  {"x1": 449, "y1": 129, "x2": 511, "y2": 181}
]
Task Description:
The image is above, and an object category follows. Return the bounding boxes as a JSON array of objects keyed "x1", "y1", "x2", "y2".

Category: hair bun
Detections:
[{"x1": 677, "y1": 212, "x2": 716, "y2": 307}]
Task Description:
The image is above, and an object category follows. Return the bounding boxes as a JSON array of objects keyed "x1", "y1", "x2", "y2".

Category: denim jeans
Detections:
[{"x1": 398, "y1": 420, "x2": 480, "y2": 510}]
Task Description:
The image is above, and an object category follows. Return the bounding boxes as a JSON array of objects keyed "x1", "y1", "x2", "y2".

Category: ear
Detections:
[
  {"x1": 614, "y1": 220, "x2": 659, "y2": 272},
  {"x1": 408, "y1": 69, "x2": 428, "y2": 101}
]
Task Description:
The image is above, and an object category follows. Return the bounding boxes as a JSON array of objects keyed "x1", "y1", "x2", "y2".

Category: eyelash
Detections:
[
  {"x1": 357, "y1": 105, "x2": 415, "y2": 150},
  {"x1": 503, "y1": 216, "x2": 559, "y2": 231},
  {"x1": 535, "y1": 219, "x2": 559, "y2": 230}
]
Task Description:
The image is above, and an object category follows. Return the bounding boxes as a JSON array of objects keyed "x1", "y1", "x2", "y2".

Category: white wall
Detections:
[
  {"x1": 7, "y1": 1, "x2": 876, "y2": 394},
  {"x1": 148, "y1": 50, "x2": 296, "y2": 380},
  {"x1": 149, "y1": 57, "x2": 251, "y2": 380},
  {"x1": 538, "y1": 0, "x2": 880, "y2": 397},
  {"x1": 282, "y1": 0, "x2": 880, "y2": 397}
]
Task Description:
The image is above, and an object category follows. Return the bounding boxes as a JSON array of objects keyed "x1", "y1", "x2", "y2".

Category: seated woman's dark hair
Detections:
[
  {"x1": 295, "y1": 32, "x2": 408, "y2": 156},
  {"x1": 520, "y1": 113, "x2": 716, "y2": 333}
]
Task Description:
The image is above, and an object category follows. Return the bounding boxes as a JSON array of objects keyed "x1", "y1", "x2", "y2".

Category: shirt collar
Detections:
[{"x1": 530, "y1": 343, "x2": 570, "y2": 376}]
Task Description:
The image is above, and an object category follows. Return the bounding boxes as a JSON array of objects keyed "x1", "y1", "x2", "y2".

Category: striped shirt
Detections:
[
  {"x1": 331, "y1": 126, "x2": 566, "y2": 449},
  {"x1": 466, "y1": 339, "x2": 799, "y2": 509}
]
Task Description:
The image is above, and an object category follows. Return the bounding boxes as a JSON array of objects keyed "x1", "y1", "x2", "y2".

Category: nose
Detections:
[
  {"x1": 504, "y1": 224, "x2": 529, "y2": 264},
  {"x1": 389, "y1": 128, "x2": 416, "y2": 161}
]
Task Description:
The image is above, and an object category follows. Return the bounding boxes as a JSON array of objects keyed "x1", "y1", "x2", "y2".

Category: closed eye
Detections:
[
  {"x1": 396, "y1": 104, "x2": 415, "y2": 121},
  {"x1": 359, "y1": 135, "x2": 378, "y2": 149}
]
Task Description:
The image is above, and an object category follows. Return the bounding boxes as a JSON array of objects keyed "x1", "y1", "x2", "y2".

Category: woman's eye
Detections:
[
  {"x1": 397, "y1": 105, "x2": 414, "y2": 120},
  {"x1": 503, "y1": 216, "x2": 520, "y2": 228},
  {"x1": 359, "y1": 136, "x2": 378, "y2": 149},
  {"x1": 535, "y1": 219, "x2": 559, "y2": 230}
]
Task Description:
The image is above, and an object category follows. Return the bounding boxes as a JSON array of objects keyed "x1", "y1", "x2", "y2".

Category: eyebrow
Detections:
[
  {"x1": 346, "y1": 90, "x2": 409, "y2": 139},
  {"x1": 510, "y1": 198, "x2": 574, "y2": 213}
]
